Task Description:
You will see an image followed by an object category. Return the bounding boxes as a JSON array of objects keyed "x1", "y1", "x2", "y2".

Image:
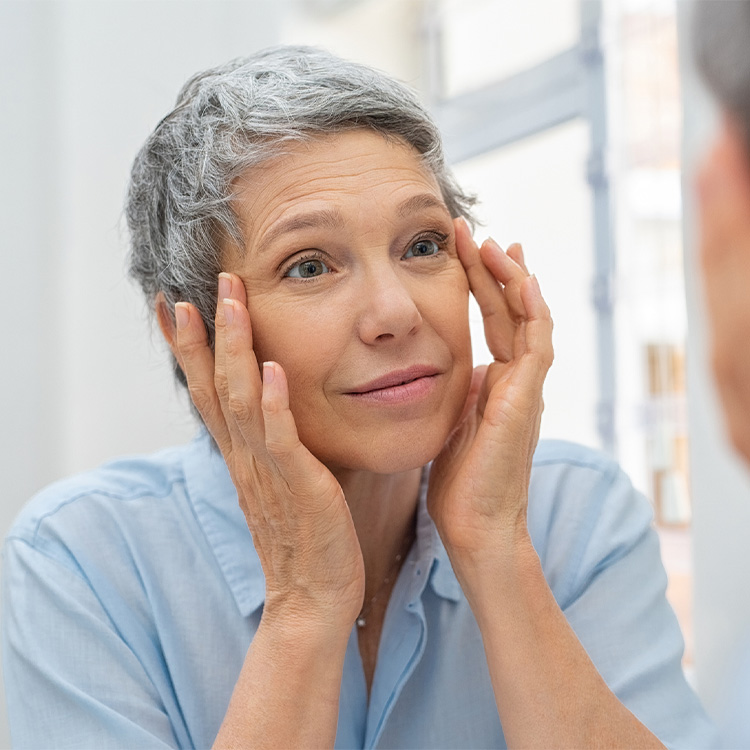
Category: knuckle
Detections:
[
  {"x1": 178, "y1": 333, "x2": 207, "y2": 357},
  {"x1": 537, "y1": 348, "x2": 554, "y2": 370},
  {"x1": 260, "y1": 397, "x2": 281, "y2": 416},
  {"x1": 214, "y1": 370, "x2": 230, "y2": 400},
  {"x1": 226, "y1": 393, "x2": 253, "y2": 424},
  {"x1": 538, "y1": 350, "x2": 554, "y2": 371},
  {"x1": 188, "y1": 383, "x2": 216, "y2": 415},
  {"x1": 265, "y1": 436, "x2": 291, "y2": 460},
  {"x1": 232, "y1": 461, "x2": 255, "y2": 491}
]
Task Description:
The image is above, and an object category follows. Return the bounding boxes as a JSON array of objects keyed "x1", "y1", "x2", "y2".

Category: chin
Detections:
[{"x1": 320, "y1": 424, "x2": 453, "y2": 476}]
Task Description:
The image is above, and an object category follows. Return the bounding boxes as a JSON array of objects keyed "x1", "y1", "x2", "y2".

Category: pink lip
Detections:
[
  {"x1": 345, "y1": 365, "x2": 442, "y2": 405},
  {"x1": 348, "y1": 365, "x2": 442, "y2": 394}
]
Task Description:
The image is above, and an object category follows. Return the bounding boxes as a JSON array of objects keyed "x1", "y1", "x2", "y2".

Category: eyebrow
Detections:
[
  {"x1": 256, "y1": 208, "x2": 345, "y2": 255},
  {"x1": 396, "y1": 193, "x2": 451, "y2": 218},
  {"x1": 255, "y1": 193, "x2": 451, "y2": 255}
]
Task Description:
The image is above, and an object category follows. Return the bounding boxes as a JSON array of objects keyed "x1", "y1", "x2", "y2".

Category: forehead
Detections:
[{"x1": 231, "y1": 130, "x2": 446, "y2": 247}]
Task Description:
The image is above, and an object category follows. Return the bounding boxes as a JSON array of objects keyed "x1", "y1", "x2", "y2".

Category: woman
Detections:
[{"x1": 2, "y1": 46, "x2": 713, "y2": 748}]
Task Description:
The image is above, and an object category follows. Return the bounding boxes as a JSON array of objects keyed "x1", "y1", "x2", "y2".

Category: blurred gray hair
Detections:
[
  {"x1": 126, "y1": 45, "x2": 476, "y2": 390},
  {"x1": 694, "y1": 0, "x2": 750, "y2": 152}
]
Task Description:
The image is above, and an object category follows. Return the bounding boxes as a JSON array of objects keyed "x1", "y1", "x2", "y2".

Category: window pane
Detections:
[
  {"x1": 439, "y1": 0, "x2": 581, "y2": 97},
  {"x1": 452, "y1": 119, "x2": 598, "y2": 449}
]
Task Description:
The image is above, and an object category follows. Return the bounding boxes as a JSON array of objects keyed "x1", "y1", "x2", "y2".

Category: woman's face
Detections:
[{"x1": 226, "y1": 129, "x2": 473, "y2": 474}]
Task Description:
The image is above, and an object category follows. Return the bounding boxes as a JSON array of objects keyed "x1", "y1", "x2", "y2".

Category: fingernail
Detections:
[
  {"x1": 223, "y1": 299, "x2": 234, "y2": 326},
  {"x1": 487, "y1": 236, "x2": 502, "y2": 252},
  {"x1": 218, "y1": 273, "x2": 232, "y2": 301},
  {"x1": 263, "y1": 361, "x2": 275, "y2": 384},
  {"x1": 175, "y1": 303, "x2": 189, "y2": 331}
]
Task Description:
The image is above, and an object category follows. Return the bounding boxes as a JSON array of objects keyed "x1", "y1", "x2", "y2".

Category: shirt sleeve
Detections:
[
  {"x1": 2, "y1": 536, "x2": 182, "y2": 750},
  {"x1": 531, "y1": 448, "x2": 717, "y2": 749}
]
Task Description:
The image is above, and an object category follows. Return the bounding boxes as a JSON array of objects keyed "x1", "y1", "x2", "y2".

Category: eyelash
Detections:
[
  {"x1": 280, "y1": 230, "x2": 450, "y2": 280},
  {"x1": 281, "y1": 251, "x2": 328, "y2": 280},
  {"x1": 406, "y1": 231, "x2": 449, "y2": 257}
]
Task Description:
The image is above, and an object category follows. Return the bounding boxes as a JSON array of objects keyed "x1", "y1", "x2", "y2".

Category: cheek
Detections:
[
  {"x1": 248, "y1": 297, "x2": 331, "y2": 367},
  {"x1": 438, "y1": 280, "x2": 472, "y2": 359},
  {"x1": 247, "y1": 304, "x2": 340, "y2": 425},
  {"x1": 428, "y1": 283, "x2": 473, "y2": 400}
]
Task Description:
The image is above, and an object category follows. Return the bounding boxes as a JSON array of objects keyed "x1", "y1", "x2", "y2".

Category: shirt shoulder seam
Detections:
[{"x1": 15, "y1": 480, "x2": 186, "y2": 548}]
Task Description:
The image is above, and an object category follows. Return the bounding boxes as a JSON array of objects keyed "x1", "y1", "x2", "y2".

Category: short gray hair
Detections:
[
  {"x1": 126, "y1": 45, "x2": 476, "y2": 389},
  {"x1": 694, "y1": 0, "x2": 750, "y2": 152}
]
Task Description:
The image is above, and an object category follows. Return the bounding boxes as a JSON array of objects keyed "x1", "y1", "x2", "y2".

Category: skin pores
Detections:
[{"x1": 226, "y1": 130, "x2": 474, "y2": 475}]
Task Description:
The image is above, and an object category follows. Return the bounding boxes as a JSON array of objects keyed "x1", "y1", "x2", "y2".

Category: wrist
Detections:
[
  {"x1": 440, "y1": 501, "x2": 531, "y2": 570},
  {"x1": 261, "y1": 591, "x2": 358, "y2": 644},
  {"x1": 445, "y1": 522, "x2": 546, "y2": 617}
]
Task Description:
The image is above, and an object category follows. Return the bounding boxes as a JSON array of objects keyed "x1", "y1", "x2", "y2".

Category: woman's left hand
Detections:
[{"x1": 428, "y1": 218, "x2": 554, "y2": 577}]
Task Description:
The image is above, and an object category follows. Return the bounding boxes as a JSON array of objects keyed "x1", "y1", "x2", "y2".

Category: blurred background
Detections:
[{"x1": 2, "y1": 0, "x2": 749, "y2": 744}]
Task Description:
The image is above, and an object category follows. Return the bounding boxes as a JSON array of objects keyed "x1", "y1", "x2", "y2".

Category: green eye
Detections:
[
  {"x1": 286, "y1": 258, "x2": 330, "y2": 278},
  {"x1": 404, "y1": 239, "x2": 440, "y2": 258}
]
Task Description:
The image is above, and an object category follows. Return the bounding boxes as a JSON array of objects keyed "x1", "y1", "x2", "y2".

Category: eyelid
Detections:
[{"x1": 414, "y1": 229, "x2": 449, "y2": 244}]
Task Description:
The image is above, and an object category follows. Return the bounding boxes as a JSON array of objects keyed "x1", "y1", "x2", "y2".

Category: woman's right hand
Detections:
[{"x1": 173, "y1": 272, "x2": 365, "y2": 632}]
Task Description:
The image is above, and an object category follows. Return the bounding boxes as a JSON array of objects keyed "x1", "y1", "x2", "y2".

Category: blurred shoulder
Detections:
[
  {"x1": 5, "y1": 440, "x2": 197, "y2": 551},
  {"x1": 532, "y1": 438, "x2": 619, "y2": 472},
  {"x1": 530, "y1": 438, "x2": 633, "y2": 503},
  {"x1": 528, "y1": 439, "x2": 655, "y2": 599}
]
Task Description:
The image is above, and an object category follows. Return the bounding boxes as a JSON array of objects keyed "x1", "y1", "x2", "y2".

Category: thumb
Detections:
[{"x1": 457, "y1": 365, "x2": 488, "y2": 425}]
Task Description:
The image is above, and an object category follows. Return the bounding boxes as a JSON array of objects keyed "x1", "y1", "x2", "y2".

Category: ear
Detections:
[{"x1": 155, "y1": 292, "x2": 180, "y2": 362}]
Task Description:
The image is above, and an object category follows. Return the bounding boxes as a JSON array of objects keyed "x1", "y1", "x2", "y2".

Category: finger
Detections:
[
  {"x1": 261, "y1": 362, "x2": 302, "y2": 466},
  {"x1": 174, "y1": 302, "x2": 232, "y2": 453},
  {"x1": 479, "y1": 238, "x2": 529, "y2": 321},
  {"x1": 518, "y1": 275, "x2": 554, "y2": 392},
  {"x1": 222, "y1": 296, "x2": 267, "y2": 453},
  {"x1": 482, "y1": 274, "x2": 553, "y2": 427},
  {"x1": 261, "y1": 362, "x2": 332, "y2": 501},
  {"x1": 456, "y1": 364, "x2": 488, "y2": 426},
  {"x1": 507, "y1": 242, "x2": 529, "y2": 275},
  {"x1": 214, "y1": 273, "x2": 264, "y2": 445},
  {"x1": 214, "y1": 273, "x2": 246, "y2": 445},
  {"x1": 454, "y1": 219, "x2": 515, "y2": 362}
]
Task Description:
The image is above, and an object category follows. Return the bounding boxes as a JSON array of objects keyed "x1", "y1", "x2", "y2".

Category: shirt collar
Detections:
[
  {"x1": 415, "y1": 467, "x2": 462, "y2": 603},
  {"x1": 183, "y1": 430, "x2": 462, "y2": 618}
]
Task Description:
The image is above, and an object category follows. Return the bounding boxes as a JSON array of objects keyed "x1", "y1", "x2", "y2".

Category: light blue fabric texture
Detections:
[
  {"x1": 717, "y1": 637, "x2": 750, "y2": 748},
  {"x1": 2, "y1": 431, "x2": 716, "y2": 749}
]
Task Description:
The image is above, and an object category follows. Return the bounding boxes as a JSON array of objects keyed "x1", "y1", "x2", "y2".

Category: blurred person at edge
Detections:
[
  {"x1": 1, "y1": 46, "x2": 714, "y2": 749},
  {"x1": 695, "y1": 1, "x2": 750, "y2": 747}
]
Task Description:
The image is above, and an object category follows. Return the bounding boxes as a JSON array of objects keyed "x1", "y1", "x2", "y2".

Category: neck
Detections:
[{"x1": 332, "y1": 466, "x2": 422, "y2": 594}]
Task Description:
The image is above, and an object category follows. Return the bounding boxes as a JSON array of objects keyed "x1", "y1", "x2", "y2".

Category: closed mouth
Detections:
[{"x1": 347, "y1": 365, "x2": 441, "y2": 395}]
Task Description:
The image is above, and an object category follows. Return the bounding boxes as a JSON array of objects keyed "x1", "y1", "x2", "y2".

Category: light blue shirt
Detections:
[
  {"x1": 2, "y1": 432, "x2": 715, "y2": 749},
  {"x1": 718, "y1": 637, "x2": 750, "y2": 748}
]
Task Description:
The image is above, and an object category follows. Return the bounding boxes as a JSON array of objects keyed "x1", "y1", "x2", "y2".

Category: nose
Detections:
[{"x1": 356, "y1": 264, "x2": 423, "y2": 345}]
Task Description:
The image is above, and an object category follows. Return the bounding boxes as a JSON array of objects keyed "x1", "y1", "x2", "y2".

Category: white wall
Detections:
[
  {"x1": 0, "y1": 2, "x2": 284, "y2": 744},
  {"x1": 677, "y1": 0, "x2": 750, "y2": 717}
]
